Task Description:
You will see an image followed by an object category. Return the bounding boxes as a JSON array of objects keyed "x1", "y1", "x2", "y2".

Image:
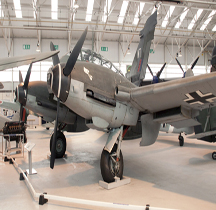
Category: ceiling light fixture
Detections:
[
  {"x1": 74, "y1": 0, "x2": 79, "y2": 9},
  {"x1": 118, "y1": 1, "x2": 128, "y2": 24},
  {"x1": 36, "y1": 41, "x2": 40, "y2": 52},
  {"x1": 127, "y1": 46, "x2": 131, "y2": 55}
]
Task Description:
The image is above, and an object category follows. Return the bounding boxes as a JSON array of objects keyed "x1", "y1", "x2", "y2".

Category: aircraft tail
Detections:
[{"x1": 127, "y1": 11, "x2": 157, "y2": 86}]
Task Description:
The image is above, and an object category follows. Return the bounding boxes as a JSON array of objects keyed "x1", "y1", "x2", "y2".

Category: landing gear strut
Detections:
[
  {"x1": 178, "y1": 133, "x2": 184, "y2": 146},
  {"x1": 50, "y1": 131, "x2": 66, "y2": 158},
  {"x1": 100, "y1": 127, "x2": 124, "y2": 183}
]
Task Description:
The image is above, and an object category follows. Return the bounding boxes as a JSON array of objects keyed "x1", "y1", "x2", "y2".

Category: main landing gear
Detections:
[
  {"x1": 178, "y1": 133, "x2": 184, "y2": 147},
  {"x1": 50, "y1": 131, "x2": 66, "y2": 158},
  {"x1": 100, "y1": 127, "x2": 124, "y2": 183}
]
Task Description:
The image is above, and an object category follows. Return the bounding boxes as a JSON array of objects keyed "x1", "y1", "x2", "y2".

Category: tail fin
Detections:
[{"x1": 127, "y1": 11, "x2": 157, "y2": 86}]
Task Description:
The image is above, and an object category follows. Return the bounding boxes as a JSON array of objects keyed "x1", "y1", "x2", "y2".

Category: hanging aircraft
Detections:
[{"x1": 47, "y1": 11, "x2": 216, "y2": 183}]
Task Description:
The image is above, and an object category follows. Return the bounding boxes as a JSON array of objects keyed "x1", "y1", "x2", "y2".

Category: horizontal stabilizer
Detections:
[
  {"x1": 140, "y1": 114, "x2": 160, "y2": 146},
  {"x1": 188, "y1": 130, "x2": 216, "y2": 139}
]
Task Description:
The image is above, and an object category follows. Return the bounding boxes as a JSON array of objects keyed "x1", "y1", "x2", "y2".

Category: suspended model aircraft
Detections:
[{"x1": 47, "y1": 11, "x2": 216, "y2": 183}]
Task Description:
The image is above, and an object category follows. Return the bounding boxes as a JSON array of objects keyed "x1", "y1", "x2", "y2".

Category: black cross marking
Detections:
[{"x1": 184, "y1": 91, "x2": 216, "y2": 105}]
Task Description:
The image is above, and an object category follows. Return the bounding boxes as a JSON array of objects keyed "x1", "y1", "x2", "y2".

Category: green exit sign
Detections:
[
  {"x1": 54, "y1": 45, "x2": 58, "y2": 50},
  {"x1": 150, "y1": 49, "x2": 155, "y2": 54},
  {"x1": 101, "y1": 47, "x2": 108, "y2": 51},
  {"x1": 23, "y1": 44, "x2": 30, "y2": 50}
]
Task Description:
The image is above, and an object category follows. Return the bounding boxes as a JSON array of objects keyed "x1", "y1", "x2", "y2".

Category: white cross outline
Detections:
[
  {"x1": 184, "y1": 90, "x2": 216, "y2": 105},
  {"x1": 84, "y1": 67, "x2": 93, "y2": 81}
]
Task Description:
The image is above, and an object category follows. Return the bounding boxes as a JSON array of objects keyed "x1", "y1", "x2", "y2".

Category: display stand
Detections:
[
  {"x1": 0, "y1": 133, "x2": 24, "y2": 159},
  {"x1": 99, "y1": 176, "x2": 131, "y2": 190},
  {"x1": 25, "y1": 142, "x2": 37, "y2": 175}
]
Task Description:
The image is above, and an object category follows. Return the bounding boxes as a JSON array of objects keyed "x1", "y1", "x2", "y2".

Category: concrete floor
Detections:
[{"x1": 1, "y1": 127, "x2": 216, "y2": 210}]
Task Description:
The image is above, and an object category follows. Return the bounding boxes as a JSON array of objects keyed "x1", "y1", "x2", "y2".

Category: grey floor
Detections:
[{"x1": 0, "y1": 127, "x2": 216, "y2": 210}]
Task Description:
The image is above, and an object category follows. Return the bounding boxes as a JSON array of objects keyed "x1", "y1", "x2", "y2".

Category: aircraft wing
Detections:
[
  {"x1": 130, "y1": 72, "x2": 216, "y2": 129},
  {"x1": 0, "y1": 100, "x2": 20, "y2": 112},
  {"x1": 187, "y1": 130, "x2": 216, "y2": 139},
  {"x1": 0, "y1": 51, "x2": 59, "y2": 71}
]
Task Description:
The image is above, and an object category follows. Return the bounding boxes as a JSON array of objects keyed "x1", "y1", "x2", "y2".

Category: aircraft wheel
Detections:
[
  {"x1": 46, "y1": 127, "x2": 50, "y2": 130},
  {"x1": 179, "y1": 135, "x2": 184, "y2": 146},
  {"x1": 50, "y1": 131, "x2": 66, "y2": 158},
  {"x1": 100, "y1": 144, "x2": 123, "y2": 183},
  {"x1": 212, "y1": 152, "x2": 216, "y2": 160}
]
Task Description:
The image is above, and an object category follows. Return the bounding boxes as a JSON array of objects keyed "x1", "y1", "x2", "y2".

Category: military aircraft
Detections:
[{"x1": 47, "y1": 11, "x2": 216, "y2": 183}]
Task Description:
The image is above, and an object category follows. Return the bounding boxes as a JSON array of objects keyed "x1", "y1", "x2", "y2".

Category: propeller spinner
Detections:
[{"x1": 15, "y1": 63, "x2": 32, "y2": 120}]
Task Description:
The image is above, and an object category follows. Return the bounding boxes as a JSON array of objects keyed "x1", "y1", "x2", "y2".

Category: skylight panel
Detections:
[
  {"x1": 86, "y1": 0, "x2": 94, "y2": 21},
  {"x1": 0, "y1": 0, "x2": 4, "y2": 18},
  {"x1": 200, "y1": 10, "x2": 216, "y2": 31},
  {"x1": 13, "y1": 0, "x2": 22, "y2": 18},
  {"x1": 162, "y1": 6, "x2": 175, "y2": 28},
  {"x1": 102, "y1": 0, "x2": 112, "y2": 22},
  {"x1": 118, "y1": 1, "x2": 128, "y2": 24},
  {"x1": 175, "y1": 7, "x2": 189, "y2": 28},
  {"x1": 188, "y1": 9, "x2": 203, "y2": 30},
  {"x1": 33, "y1": 0, "x2": 37, "y2": 19},
  {"x1": 132, "y1": 2, "x2": 145, "y2": 25},
  {"x1": 51, "y1": 0, "x2": 58, "y2": 20}
]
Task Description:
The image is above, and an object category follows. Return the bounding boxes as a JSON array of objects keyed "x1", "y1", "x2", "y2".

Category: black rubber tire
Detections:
[
  {"x1": 100, "y1": 144, "x2": 123, "y2": 183},
  {"x1": 212, "y1": 152, "x2": 216, "y2": 160},
  {"x1": 50, "y1": 131, "x2": 66, "y2": 158},
  {"x1": 179, "y1": 135, "x2": 184, "y2": 146},
  {"x1": 46, "y1": 127, "x2": 50, "y2": 130}
]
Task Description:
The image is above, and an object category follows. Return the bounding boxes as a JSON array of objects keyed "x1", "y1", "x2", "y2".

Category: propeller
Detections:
[
  {"x1": 176, "y1": 57, "x2": 199, "y2": 77},
  {"x1": 15, "y1": 63, "x2": 32, "y2": 121},
  {"x1": 49, "y1": 27, "x2": 88, "y2": 169},
  {"x1": 19, "y1": 70, "x2": 23, "y2": 83},
  {"x1": 147, "y1": 62, "x2": 167, "y2": 84},
  {"x1": 63, "y1": 27, "x2": 88, "y2": 76}
]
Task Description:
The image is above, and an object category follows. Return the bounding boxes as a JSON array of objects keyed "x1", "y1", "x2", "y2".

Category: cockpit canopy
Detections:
[{"x1": 60, "y1": 48, "x2": 124, "y2": 76}]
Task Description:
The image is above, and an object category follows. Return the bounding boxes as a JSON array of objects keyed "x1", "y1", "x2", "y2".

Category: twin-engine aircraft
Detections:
[{"x1": 47, "y1": 11, "x2": 216, "y2": 183}]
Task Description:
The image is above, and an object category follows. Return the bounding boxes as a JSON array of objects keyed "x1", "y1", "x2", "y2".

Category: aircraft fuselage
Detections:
[{"x1": 49, "y1": 61, "x2": 139, "y2": 129}]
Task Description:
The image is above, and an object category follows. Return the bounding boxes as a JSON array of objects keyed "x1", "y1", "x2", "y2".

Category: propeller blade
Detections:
[
  {"x1": 147, "y1": 64, "x2": 154, "y2": 77},
  {"x1": 50, "y1": 98, "x2": 60, "y2": 169},
  {"x1": 23, "y1": 63, "x2": 33, "y2": 89},
  {"x1": 156, "y1": 62, "x2": 166, "y2": 79},
  {"x1": 175, "y1": 58, "x2": 184, "y2": 73},
  {"x1": 63, "y1": 27, "x2": 88, "y2": 76},
  {"x1": 191, "y1": 56, "x2": 199, "y2": 70},
  {"x1": 19, "y1": 70, "x2": 23, "y2": 83},
  {"x1": 50, "y1": 42, "x2": 60, "y2": 66}
]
